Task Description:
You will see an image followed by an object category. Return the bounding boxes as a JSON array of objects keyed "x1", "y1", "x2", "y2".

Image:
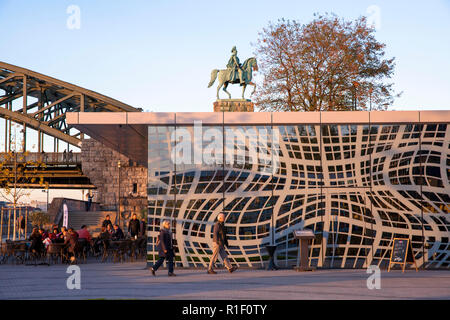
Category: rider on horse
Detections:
[{"x1": 226, "y1": 46, "x2": 245, "y2": 85}]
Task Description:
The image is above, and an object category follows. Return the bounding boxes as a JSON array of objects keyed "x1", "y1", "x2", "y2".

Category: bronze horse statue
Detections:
[{"x1": 208, "y1": 57, "x2": 258, "y2": 100}]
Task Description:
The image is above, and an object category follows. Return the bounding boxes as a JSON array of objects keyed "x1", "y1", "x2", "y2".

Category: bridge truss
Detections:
[
  {"x1": 0, "y1": 61, "x2": 140, "y2": 188},
  {"x1": 0, "y1": 61, "x2": 140, "y2": 152}
]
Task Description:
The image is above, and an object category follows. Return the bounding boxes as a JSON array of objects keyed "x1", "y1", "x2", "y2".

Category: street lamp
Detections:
[
  {"x1": 117, "y1": 160, "x2": 121, "y2": 226},
  {"x1": 41, "y1": 189, "x2": 49, "y2": 211}
]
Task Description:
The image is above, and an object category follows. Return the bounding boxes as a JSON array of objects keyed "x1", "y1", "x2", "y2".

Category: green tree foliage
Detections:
[{"x1": 29, "y1": 210, "x2": 50, "y2": 228}]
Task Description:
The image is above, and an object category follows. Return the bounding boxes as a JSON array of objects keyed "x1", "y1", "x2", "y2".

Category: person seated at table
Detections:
[
  {"x1": 39, "y1": 228, "x2": 49, "y2": 240},
  {"x1": 54, "y1": 227, "x2": 67, "y2": 243},
  {"x1": 43, "y1": 235, "x2": 52, "y2": 249},
  {"x1": 48, "y1": 228, "x2": 58, "y2": 241},
  {"x1": 93, "y1": 226, "x2": 111, "y2": 255},
  {"x1": 63, "y1": 228, "x2": 80, "y2": 263},
  {"x1": 106, "y1": 224, "x2": 113, "y2": 235},
  {"x1": 77, "y1": 225, "x2": 93, "y2": 255},
  {"x1": 77, "y1": 225, "x2": 92, "y2": 242},
  {"x1": 29, "y1": 228, "x2": 44, "y2": 255},
  {"x1": 111, "y1": 224, "x2": 124, "y2": 240},
  {"x1": 99, "y1": 226, "x2": 111, "y2": 240}
]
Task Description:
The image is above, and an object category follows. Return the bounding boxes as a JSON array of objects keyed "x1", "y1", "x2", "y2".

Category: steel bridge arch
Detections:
[{"x1": 0, "y1": 61, "x2": 141, "y2": 151}]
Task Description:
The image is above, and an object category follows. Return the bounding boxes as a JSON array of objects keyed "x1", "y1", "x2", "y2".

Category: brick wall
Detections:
[{"x1": 81, "y1": 138, "x2": 147, "y2": 216}]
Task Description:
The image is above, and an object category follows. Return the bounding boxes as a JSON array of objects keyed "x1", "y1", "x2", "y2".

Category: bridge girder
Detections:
[
  {"x1": 0, "y1": 61, "x2": 141, "y2": 151},
  {"x1": 0, "y1": 152, "x2": 94, "y2": 189}
]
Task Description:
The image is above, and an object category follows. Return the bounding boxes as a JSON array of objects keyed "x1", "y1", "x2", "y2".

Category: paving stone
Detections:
[{"x1": 0, "y1": 262, "x2": 449, "y2": 300}]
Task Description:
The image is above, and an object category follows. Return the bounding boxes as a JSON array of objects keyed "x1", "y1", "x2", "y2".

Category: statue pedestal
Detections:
[{"x1": 213, "y1": 99, "x2": 254, "y2": 112}]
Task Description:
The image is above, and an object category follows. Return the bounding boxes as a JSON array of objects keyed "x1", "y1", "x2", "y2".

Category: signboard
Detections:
[
  {"x1": 293, "y1": 230, "x2": 315, "y2": 238},
  {"x1": 62, "y1": 203, "x2": 69, "y2": 228},
  {"x1": 293, "y1": 229, "x2": 315, "y2": 271},
  {"x1": 388, "y1": 238, "x2": 418, "y2": 272}
]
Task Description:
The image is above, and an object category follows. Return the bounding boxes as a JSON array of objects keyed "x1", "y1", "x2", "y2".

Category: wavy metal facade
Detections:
[
  {"x1": 145, "y1": 112, "x2": 450, "y2": 270},
  {"x1": 65, "y1": 110, "x2": 450, "y2": 269}
]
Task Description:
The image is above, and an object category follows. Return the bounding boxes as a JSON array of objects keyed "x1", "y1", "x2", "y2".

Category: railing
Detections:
[
  {"x1": 51, "y1": 198, "x2": 101, "y2": 226},
  {"x1": 0, "y1": 152, "x2": 82, "y2": 165},
  {"x1": 0, "y1": 207, "x2": 33, "y2": 242}
]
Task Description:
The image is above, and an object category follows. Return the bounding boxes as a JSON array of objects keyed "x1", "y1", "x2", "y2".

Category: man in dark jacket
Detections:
[
  {"x1": 128, "y1": 214, "x2": 141, "y2": 238},
  {"x1": 208, "y1": 213, "x2": 237, "y2": 274},
  {"x1": 102, "y1": 215, "x2": 113, "y2": 229},
  {"x1": 111, "y1": 224, "x2": 124, "y2": 240},
  {"x1": 28, "y1": 227, "x2": 44, "y2": 254},
  {"x1": 150, "y1": 220, "x2": 176, "y2": 276}
]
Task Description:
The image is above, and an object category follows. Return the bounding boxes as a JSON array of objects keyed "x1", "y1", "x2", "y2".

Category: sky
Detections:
[{"x1": 0, "y1": 0, "x2": 449, "y2": 202}]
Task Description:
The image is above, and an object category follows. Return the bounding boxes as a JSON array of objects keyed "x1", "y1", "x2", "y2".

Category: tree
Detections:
[
  {"x1": 140, "y1": 207, "x2": 147, "y2": 221},
  {"x1": 253, "y1": 14, "x2": 400, "y2": 112},
  {"x1": 29, "y1": 210, "x2": 50, "y2": 228},
  {"x1": 0, "y1": 124, "x2": 48, "y2": 240}
]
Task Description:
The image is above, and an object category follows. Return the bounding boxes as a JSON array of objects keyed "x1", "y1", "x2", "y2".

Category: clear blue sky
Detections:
[
  {"x1": 0, "y1": 0, "x2": 449, "y2": 202},
  {"x1": 1, "y1": 0, "x2": 450, "y2": 112}
]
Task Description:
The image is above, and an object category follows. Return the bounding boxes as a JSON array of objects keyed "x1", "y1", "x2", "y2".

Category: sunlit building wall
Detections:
[{"x1": 146, "y1": 112, "x2": 450, "y2": 269}]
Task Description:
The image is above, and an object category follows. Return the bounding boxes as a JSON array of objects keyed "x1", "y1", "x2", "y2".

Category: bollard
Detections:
[
  {"x1": 0, "y1": 207, "x2": 3, "y2": 242},
  {"x1": 7, "y1": 208, "x2": 11, "y2": 240},
  {"x1": 25, "y1": 207, "x2": 28, "y2": 239}
]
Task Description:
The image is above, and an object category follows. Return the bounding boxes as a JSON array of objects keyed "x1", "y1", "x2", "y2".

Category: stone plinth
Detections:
[{"x1": 213, "y1": 99, "x2": 254, "y2": 112}]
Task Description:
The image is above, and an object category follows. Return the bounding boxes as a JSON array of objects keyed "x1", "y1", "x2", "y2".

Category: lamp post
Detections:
[
  {"x1": 42, "y1": 189, "x2": 49, "y2": 211},
  {"x1": 117, "y1": 160, "x2": 121, "y2": 227}
]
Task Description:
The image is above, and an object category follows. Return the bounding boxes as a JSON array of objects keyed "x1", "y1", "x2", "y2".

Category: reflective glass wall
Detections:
[{"x1": 148, "y1": 120, "x2": 450, "y2": 269}]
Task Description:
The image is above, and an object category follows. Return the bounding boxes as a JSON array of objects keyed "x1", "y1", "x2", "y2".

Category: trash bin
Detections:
[{"x1": 265, "y1": 244, "x2": 279, "y2": 270}]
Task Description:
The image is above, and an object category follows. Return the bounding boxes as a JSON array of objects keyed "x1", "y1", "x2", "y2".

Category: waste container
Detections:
[{"x1": 265, "y1": 244, "x2": 279, "y2": 270}]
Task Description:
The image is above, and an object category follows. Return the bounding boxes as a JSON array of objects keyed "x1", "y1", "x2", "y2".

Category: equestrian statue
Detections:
[{"x1": 208, "y1": 46, "x2": 258, "y2": 100}]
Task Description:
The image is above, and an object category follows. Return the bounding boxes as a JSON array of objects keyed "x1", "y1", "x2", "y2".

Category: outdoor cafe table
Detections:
[
  {"x1": 47, "y1": 242, "x2": 65, "y2": 251},
  {"x1": 2, "y1": 240, "x2": 31, "y2": 264},
  {"x1": 46, "y1": 243, "x2": 66, "y2": 263}
]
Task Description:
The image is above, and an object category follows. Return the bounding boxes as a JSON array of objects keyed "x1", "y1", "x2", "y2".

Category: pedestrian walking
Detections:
[
  {"x1": 85, "y1": 192, "x2": 92, "y2": 211},
  {"x1": 150, "y1": 220, "x2": 176, "y2": 277},
  {"x1": 208, "y1": 213, "x2": 237, "y2": 274}
]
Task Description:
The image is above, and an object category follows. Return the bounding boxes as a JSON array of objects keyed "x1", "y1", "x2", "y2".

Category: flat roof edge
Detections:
[{"x1": 67, "y1": 110, "x2": 450, "y2": 125}]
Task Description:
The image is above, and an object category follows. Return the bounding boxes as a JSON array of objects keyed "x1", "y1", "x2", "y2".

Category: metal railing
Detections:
[{"x1": 0, "y1": 152, "x2": 82, "y2": 165}]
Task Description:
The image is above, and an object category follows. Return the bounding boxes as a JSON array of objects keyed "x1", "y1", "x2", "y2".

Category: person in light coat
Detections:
[{"x1": 207, "y1": 213, "x2": 237, "y2": 274}]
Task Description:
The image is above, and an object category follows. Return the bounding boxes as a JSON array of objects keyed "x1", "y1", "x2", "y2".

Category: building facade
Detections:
[{"x1": 68, "y1": 111, "x2": 450, "y2": 269}]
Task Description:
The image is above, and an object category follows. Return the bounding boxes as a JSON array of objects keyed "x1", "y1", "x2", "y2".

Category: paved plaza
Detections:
[{"x1": 0, "y1": 262, "x2": 449, "y2": 300}]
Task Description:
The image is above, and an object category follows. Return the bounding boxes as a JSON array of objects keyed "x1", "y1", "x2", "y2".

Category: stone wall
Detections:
[
  {"x1": 81, "y1": 138, "x2": 147, "y2": 217},
  {"x1": 213, "y1": 99, "x2": 254, "y2": 112}
]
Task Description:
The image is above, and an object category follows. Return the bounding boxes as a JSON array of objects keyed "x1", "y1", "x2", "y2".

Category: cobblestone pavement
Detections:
[{"x1": 0, "y1": 262, "x2": 449, "y2": 300}]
